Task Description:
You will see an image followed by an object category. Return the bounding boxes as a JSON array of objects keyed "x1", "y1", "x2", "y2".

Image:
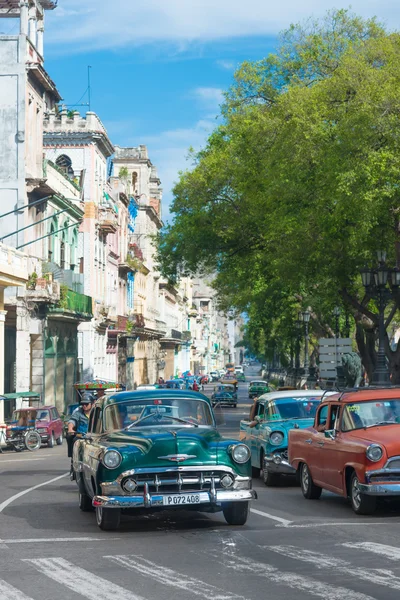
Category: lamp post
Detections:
[
  {"x1": 295, "y1": 318, "x2": 302, "y2": 375},
  {"x1": 333, "y1": 306, "x2": 341, "y2": 338},
  {"x1": 360, "y1": 252, "x2": 400, "y2": 385},
  {"x1": 302, "y1": 310, "x2": 311, "y2": 378}
]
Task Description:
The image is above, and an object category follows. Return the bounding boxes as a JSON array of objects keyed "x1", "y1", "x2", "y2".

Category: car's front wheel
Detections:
[
  {"x1": 300, "y1": 463, "x2": 322, "y2": 499},
  {"x1": 79, "y1": 492, "x2": 93, "y2": 512},
  {"x1": 96, "y1": 506, "x2": 121, "y2": 531},
  {"x1": 222, "y1": 501, "x2": 249, "y2": 526},
  {"x1": 350, "y1": 473, "x2": 377, "y2": 515},
  {"x1": 263, "y1": 467, "x2": 280, "y2": 487}
]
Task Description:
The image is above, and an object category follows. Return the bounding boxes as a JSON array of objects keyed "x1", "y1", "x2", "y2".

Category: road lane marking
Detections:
[
  {"x1": 0, "y1": 458, "x2": 45, "y2": 463},
  {"x1": 23, "y1": 557, "x2": 145, "y2": 600},
  {"x1": 342, "y1": 542, "x2": 400, "y2": 560},
  {"x1": 281, "y1": 521, "x2": 397, "y2": 528},
  {"x1": 268, "y1": 545, "x2": 400, "y2": 592},
  {"x1": 106, "y1": 555, "x2": 248, "y2": 600},
  {"x1": 0, "y1": 537, "x2": 120, "y2": 545},
  {"x1": 209, "y1": 550, "x2": 376, "y2": 600},
  {"x1": 250, "y1": 508, "x2": 292, "y2": 526},
  {"x1": 0, "y1": 579, "x2": 35, "y2": 600},
  {"x1": 0, "y1": 473, "x2": 68, "y2": 513}
]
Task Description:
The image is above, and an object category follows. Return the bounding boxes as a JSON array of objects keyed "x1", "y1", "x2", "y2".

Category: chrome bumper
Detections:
[
  {"x1": 264, "y1": 455, "x2": 296, "y2": 476},
  {"x1": 93, "y1": 488, "x2": 257, "y2": 509},
  {"x1": 359, "y1": 483, "x2": 400, "y2": 496}
]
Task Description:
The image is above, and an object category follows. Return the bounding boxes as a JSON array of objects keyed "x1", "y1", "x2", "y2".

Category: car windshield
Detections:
[
  {"x1": 251, "y1": 381, "x2": 266, "y2": 386},
  {"x1": 273, "y1": 397, "x2": 321, "y2": 419},
  {"x1": 104, "y1": 398, "x2": 214, "y2": 431},
  {"x1": 342, "y1": 399, "x2": 400, "y2": 431}
]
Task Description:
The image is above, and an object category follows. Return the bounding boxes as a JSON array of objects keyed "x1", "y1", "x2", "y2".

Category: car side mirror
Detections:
[{"x1": 324, "y1": 429, "x2": 336, "y2": 440}]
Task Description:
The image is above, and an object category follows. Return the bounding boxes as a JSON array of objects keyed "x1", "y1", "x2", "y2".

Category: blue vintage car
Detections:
[{"x1": 240, "y1": 390, "x2": 328, "y2": 486}]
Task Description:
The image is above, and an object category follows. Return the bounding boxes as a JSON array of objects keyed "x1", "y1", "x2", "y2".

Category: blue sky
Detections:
[{"x1": 34, "y1": 1, "x2": 400, "y2": 217}]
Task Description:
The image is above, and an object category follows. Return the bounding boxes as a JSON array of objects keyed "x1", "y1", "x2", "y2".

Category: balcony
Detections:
[
  {"x1": 98, "y1": 207, "x2": 118, "y2": 234},
  {"x1": 161, "y1": 328, "x2": 182, "y2": 343},
  {"x1": 48, "y1": 288, "x2": 93, "y2": 321},
  {"x1": 0, "y1": 244, "x2": 29, "y2": 288}
]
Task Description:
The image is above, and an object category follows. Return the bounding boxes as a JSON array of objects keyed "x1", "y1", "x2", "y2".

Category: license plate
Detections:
[{"x1": 163, "y1": 494, "x2": 201, "y2": 506}]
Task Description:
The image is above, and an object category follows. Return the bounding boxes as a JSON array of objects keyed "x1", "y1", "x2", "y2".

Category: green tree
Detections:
[{"x1": 158, "y1": 10, "x2": 400, "y2": 381}]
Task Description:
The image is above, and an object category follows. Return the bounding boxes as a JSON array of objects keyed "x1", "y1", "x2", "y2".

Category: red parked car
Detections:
[
  {"x1": 7, "y1": 406, "x2": 63, "y2": 448},
  {"x1": 289, "y1": 387, "x2": 400, "y2": 515}
]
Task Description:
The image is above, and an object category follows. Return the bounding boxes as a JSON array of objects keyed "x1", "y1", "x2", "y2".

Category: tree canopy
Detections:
[{"x1": 157, "y1": 9, "x2": 400, "y2": 381}]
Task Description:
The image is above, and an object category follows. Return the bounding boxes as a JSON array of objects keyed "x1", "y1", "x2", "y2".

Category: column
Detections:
[
  {"x1": 28, "y1": 6, "x2": 37, "y2": 48},
  {"x1": 15, "y1": 304, "x2": 31, "y2": 393},
  {"x1": 0, "y1": 288, "x2": 7, "y2": 423},
  {"x1": 19, "y1": 0, "x2": 29, "y2": 36},
  {"x1": 37, "y1": 16, "x2": 44, "y2": 57}
]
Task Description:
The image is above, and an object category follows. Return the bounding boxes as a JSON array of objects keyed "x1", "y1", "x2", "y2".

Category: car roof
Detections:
[
  {"x1": 250, "y1": 380, "x2": 268, "y2": 384},
  {"x1": 257, "y1": 389, "x2": 331, "y2": 403},
  {"x1": 321, "y1": 387, "x2": 400, "y2": 404},
  {"x1": 104, "y1": 389, "x2": 212, "y2": 406}
]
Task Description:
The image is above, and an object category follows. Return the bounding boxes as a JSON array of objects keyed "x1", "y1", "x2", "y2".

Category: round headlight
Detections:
[
  {"x1": 269, "y1": 431, "x2": 284, "y2": 446},
  {"x1": 366, "y1": 444, "x2": 383, "y2": 463},
  {"x1": 231, "y1": 444, "x2": 251, "y2": 464},
  {"x1": 103, "y1": 450, "x2": 122, "y2": 469}
]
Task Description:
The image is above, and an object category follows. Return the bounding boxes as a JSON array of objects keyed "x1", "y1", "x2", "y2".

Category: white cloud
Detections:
[
  {"x1": 47, "y1": 1, "x2": 398, "y2": 51},
  {"x1": 217, "y1": 60, "x2": 236, "y2": 71},
  {"x1": 134, "y1": 118, "x2": 216, "y2": 220},
  {"x1": 192, "y1": 87, "x2": 224, "y2": 110}
]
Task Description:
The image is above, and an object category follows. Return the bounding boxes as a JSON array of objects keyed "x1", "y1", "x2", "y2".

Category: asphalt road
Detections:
[{"x1": 1, "y1": 366, "x2": 400, "y2": 599}]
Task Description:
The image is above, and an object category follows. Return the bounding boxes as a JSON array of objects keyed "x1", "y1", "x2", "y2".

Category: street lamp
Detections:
[
  {"x1": 333, "y1": 306, "x2": 341, "y2": 338},
  {"x1": 301, "y1": 310, "x2": 311, "y2": 378},
  {"x1": 360, "y1": 252, "x2": 400, "y2": 385},
  {"x1": 295, "y1": 316, "x2": 302, "y2": 372}
]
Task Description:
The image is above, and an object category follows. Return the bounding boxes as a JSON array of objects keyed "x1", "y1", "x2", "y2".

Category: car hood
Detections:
[
  {"x1": 264, "y1": 418, "x2": 315, "y2": 432},
  {"x1": 348, "y1": 425, "x2": 400, "y2": 455},
  {"x1": 103, "y1": 427, "x2": 222, "y2": 467}
]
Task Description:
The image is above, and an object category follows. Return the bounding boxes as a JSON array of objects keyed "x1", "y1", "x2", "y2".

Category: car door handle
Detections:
[
  {"x1": 317, "y1": 441, "x2": 324, "y2": 447},
  {"x1": 305, "y1": 439, "x2": 312, "y2": 444}
]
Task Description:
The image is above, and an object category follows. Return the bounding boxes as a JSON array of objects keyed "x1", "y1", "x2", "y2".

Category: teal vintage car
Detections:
[
  {"x1": 73, "y1": 389, "x2": 256, "y2": 530},
  {"x1": 211, "y1": 384, "x2": 238, "y2": 408},
  {"x1": 240, "y1": 390, "x2": 327, "y2": 486},
  {"x1": 248, "y1": 380, "x2": 270, "y2": 399}
]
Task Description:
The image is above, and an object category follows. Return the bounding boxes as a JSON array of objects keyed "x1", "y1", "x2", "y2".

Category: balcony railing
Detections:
[
  {"x1": 48, "y1": 289, "x2": 93, "y2": 318},
  {"x1": 98, "y1": 207, "x2": 118, "y2": 234}
]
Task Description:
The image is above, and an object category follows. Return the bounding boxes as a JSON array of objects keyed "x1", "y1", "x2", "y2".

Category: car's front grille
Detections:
[
  {"x1": 369, "y1": 473, "x2": 400, "y2": 483},
  {"x1": 386, "y1": 457, "x2": 400, "y2": 469},
  {"x1": 122, "y1": 470, "x2": 232, "y2": 494},
  {"x1": 280, "y1": 449, "x2": 288, "y2": 461}
]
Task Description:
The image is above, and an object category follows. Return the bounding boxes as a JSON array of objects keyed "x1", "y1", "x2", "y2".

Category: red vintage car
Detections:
[
  {"x1": 289, "y1": 387, "x2": 400, "y2": 515},
  {"x1": 7, "y1": 406, "x2": 63, "y2": 448}
]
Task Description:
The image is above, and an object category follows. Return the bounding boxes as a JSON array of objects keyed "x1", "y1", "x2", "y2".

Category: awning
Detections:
[{"x1": 2, "y1": 392, "x2": 41, "y2": 399}]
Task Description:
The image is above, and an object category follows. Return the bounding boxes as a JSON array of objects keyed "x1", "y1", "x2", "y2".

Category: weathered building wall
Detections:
[{"x1": 0, "y1": 35, "x2": 27, "y2": 246}]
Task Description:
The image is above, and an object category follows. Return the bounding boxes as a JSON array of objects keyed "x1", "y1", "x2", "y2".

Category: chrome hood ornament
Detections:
[{"x1": 158, "y1": 454, "x2": 197, "y2": 462}]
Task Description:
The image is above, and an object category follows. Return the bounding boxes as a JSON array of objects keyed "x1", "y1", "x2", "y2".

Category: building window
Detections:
[
  {"x1": 56, "y1": 154, "x2": 74, "y2": 177},
  {"x1": 60, "y1": 241, "x2": 65, "y2": 270}
]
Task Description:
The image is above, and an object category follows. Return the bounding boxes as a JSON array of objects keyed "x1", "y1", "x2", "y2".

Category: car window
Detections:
[
  {"x1": 257, "y1": 403, "x2": 265, "y2": 419},
  {"x1": 104, "y1": 398, "x2": 214, "y2": 431},
  {"x1": 88, "y1": 409, "x2": 95, "y2": 433},
  {"x1": 327, "y1": 404, "x2": 341, "y2": 430},
  {"x1": 342, "y1": 399, "x2": 400, "y2": 431},
  {"x1": 53, "y1": 408, "x2": 60, "y2": 419},
  {"x1": 36, "y1": 410, "x2": 50, "y2": 421},
  {"x1": 266, "y1": 402, "x2": 278, "y2": 420},
  {"x1": 317, "y1": 405, "x2": 329, "y2": 428},
  {"x1": 92, "y1": 407, "x2": 103, "y2": 434}
]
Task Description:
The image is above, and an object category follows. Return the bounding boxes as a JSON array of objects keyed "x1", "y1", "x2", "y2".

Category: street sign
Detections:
[{"x1": 319, "y1": 338, "x2": 353, "y2": 379}]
